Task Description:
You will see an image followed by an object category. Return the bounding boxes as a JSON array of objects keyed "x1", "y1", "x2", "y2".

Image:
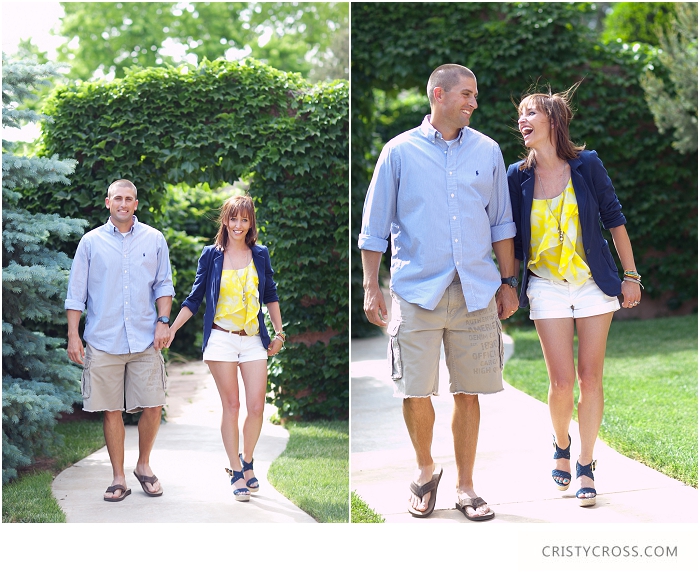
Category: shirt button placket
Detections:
[{"x1": 446, "y1": 142, "x2": 462, "y2": 269}]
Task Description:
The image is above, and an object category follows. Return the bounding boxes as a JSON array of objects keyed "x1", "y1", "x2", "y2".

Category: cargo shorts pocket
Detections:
[
  {"x1": 80, "y1": 358, "x2": 92, "y2": 399},
  {"x1": 387, "y1": 320, "x2": 403, "y2": 380},
  {"x1": 496, "y1": 319, "x2": 504, "y2": 371},
  {"x1": 158, "y1": 351, "x2": 167, "y2": 392}
]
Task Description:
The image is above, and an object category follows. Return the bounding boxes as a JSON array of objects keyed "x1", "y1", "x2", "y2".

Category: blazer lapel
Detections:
[
  {"x1": 251, "y1": 246, "x2": 265, "y2": 295},
  {"x1": 568, "y1": 156, "x2": 587, "y2": 213},
  {"x1": 521, "y1": 168, "x2": 535, "y2": 253}
]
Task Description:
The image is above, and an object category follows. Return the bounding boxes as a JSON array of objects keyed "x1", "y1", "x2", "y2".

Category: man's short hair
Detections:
[
  {"x1": 427, "y1": 64, "x2": 476, "y2": 107},
  {"x1": 108, "y1": 179, "x2": 137, "y2": 198}
]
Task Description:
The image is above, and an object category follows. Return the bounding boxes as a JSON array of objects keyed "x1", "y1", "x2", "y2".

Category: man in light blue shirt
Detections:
[
  {"x1": 66, "y1": 179, "x2": 174, "y2": 502},
  {"x1": 359, "y1": 64, "x2": 519, "y2": 520}
]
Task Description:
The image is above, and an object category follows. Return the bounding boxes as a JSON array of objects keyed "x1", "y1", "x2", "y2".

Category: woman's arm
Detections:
[
  {"x1": 609, "y1": 224, "x2": 641, "y2": 309},
  {"x1": 164, "y1": 306, "x2": 194, "y2": 348},
  {"x1": 265, "y1": 301, "x2": 284, "y2": 356}
]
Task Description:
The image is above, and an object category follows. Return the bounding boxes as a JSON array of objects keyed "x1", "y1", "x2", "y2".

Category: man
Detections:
[
  {"x1": 66, "y1": 179, "x2": 175, "y2": 502},
  {"x1": 359, "y1": 64, "x2": 519, "y2": 520}
]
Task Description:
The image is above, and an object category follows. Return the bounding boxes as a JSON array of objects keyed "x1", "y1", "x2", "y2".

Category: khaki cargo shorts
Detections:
[
  {"x1": 387, "y1": 277, "x2": 504, "y2": 398},
  {"x1": 81, "y1": 343, "x2": 167, "y2": 413}
]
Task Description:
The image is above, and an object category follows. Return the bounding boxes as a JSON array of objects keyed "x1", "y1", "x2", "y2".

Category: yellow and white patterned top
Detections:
[
  {"x1": 213, "y1": 259, "x2": 260, "y2": 334},
  {"x1": 528, "y1": 178, "x2": 591, "y2": 285}
]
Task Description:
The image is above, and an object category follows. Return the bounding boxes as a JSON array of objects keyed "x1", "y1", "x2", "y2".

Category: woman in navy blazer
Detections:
[
  {"x1": 507, "y1": 85, "x2": 641, "y2": 507},
  {"x1": 166, "y1": 195, "x2": 284, "y2": 501}
]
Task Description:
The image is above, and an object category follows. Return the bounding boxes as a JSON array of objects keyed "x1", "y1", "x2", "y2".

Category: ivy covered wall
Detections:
[{"x1": 32, "y1": 59, "x2": 348, "y2": 420}]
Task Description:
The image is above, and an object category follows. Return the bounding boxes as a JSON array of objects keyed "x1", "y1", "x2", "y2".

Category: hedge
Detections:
[{"x1": 31, "y1": 58, "x2": 348, "y2": 420}]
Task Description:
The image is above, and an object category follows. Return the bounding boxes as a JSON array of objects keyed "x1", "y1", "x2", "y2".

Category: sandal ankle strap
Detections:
[
  {"x1": 552, "y1": 434, "x2": 571, "y2": 460},
  {"x1": 239, "y1": 453, "x2": 255, "y2": 472},
  {"x1": 225, "y1": 467, "x2": 246, "y2": 483},
  {"x1": 576, "y1": 459, "x2": 597, "y2": 480}
]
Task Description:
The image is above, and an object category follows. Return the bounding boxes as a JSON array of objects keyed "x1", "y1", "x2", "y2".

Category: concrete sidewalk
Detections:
[
  {"x1": 351, "y1": 333, "x2": 697, "y2": 523},
  {"x1": 52, "y1": 360, "x2": 316, "y2": 523}
]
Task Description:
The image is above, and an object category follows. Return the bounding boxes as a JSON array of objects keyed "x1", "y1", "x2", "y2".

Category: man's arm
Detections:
[
  {"x1": 154, "y1": 296, "x2": 172, "y2": 351},
  {"x1": 66, "y1": 309, "x2": 85, "y2": 364},
  {"x1": 361, "y1": 249, "x2": 388, "y2": 327},
  {"x1": 492, "y1": 238, "x2": 519, "y2": 320}
]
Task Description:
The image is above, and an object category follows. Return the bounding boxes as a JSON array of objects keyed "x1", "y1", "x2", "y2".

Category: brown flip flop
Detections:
[
  {"x1": 456, "y1": 495, "x2": 495, "y2": 521},
  {"x1": 408, "y1": 467, "x2": 443, "y2": 518},
  {"x1": 133, "y1": 470, "x2": 164, "y2": 497},
  {"x1": 104, "y1": 484, "x2": 131, "y2": 502}
]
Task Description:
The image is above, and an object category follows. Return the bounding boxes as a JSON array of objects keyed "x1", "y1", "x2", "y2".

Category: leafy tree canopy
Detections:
[
  {"x1": 640, "y1": 3, "x2": 698, "y2": 154},
  {"x1": 56, "y1": 1, "x2": 348, "y2": 80},
  {"x1": 601, "y1": 2, "x2": 677, "y2": 45}
]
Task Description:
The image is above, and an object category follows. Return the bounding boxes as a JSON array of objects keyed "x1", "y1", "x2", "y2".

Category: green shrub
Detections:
[{"x1": 2, "y1": 55, "x2": 88, "y2": 483}]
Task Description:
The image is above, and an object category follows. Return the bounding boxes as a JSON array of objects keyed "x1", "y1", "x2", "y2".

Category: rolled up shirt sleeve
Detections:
[
  {"x1": 487, "y1": 144, "x2": 517, "y2": 243},
  {"x1": 153, "y1": 233, "x2": 175, "y2": 299},
  {"x1": 65, "y1": 238, "x2": 89, "y2": 312},
  {"x1": 358, "y1": 145, "x2": 398, "y2": 253}
]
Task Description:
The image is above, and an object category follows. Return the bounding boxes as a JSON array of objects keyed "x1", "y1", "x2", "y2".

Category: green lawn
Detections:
[
  {"x1": 2, "y1": 420, "x2": 105, "y2": 523},
  {"x1": 504, "y1": 315, "x2": 698, "y2": 487},
  {"x1": 351, "y1": 491, "x2": 384, "y2": 523},
  {"x1": 268, "y1": 420, "x2": 349, "y2": 523}
]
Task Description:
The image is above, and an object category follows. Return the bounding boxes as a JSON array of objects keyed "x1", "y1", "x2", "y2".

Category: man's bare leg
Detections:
[
  {"x1": 134, "y1": 406, "x2": 162, "y2": 494},
  {"x1": 403, "y1": 397, "x2": 436, "y2": 512},
  {"x1": 103, "y1": 410, "x2": 127, "y2": 499},
  {"x1": 452, "y1": 393, "x2": 491, "y2": 518}
]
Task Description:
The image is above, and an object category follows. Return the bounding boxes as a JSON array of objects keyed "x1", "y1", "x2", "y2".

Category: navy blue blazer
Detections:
[
  {"x1": 181, "y1": 244, "x2": 279, "y2": 352},
  {"x1": 507, "y1": 150, "x2": 627, "y2": 308}
]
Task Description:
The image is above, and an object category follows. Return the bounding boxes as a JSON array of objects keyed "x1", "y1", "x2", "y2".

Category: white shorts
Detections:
[
  {"x1": 527, "y1": 276, "x2": 620, "y2": 320},
  {"x1": 202, "y1": 329, "x2": 268, "y2": 363}
]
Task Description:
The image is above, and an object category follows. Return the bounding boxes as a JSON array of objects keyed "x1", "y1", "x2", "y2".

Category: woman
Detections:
[
  {"x1": 166, "y1": 194, "x2": 285, "y2": 501},
  {"x1": 507, "y1": 85, "x2": 642, "y2": 507}
]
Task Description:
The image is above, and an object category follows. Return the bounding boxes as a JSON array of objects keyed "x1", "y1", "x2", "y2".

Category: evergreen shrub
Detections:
[
  {"x1": 351, "y1": 2, "x2": 697, "y2": 336},
  {"x1": 29, "y1": 59, "x2": 348, "y2": 421},
  {"x1": 2, "y1": 55, "x2": 88, "y2": 483}
]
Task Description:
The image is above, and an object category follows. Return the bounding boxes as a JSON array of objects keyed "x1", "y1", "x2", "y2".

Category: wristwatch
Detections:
[
  {"x1": 157, "y1": 316, "x2": 170, "y2": 325},
  {"x1": 501, "y1": 276, "x2": 518, "y2": 288}
]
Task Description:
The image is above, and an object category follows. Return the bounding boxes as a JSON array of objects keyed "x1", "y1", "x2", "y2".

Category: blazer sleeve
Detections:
[
  {"x1": 261, "y1": 246, "x2": 279, "y2": 305},
  {"x1": 507, "y1": 163, "x2": 525, "y2": 262},
  {"x1": 181, "y1": 246, "x2": 212, "y2": 315},
  {"x1": 587, "y1": 151, "x2": 627, "y2": 230}
]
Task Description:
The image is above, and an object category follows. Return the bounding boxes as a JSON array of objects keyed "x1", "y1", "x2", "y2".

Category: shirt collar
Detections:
[
  {"x1": 105, "y1": 215, "x2": 139, "y2": 234},
  {"x1": 420, "y1": 114, "x2": 466, "y2": 144}
]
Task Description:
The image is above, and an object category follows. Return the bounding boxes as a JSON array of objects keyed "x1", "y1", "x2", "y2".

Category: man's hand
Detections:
[
  {"x1": 496, "y1": 286, "x2": 519, "y2": 320},
  {"x1": 154, "y1": 322, "x2": 170, "y2": 351},
  {"x1": 364, "y1": 282, "x2": 389, "y2": 327},
  {"x1": 67, "y1": 334, "x2": 86, "y2": 365},
  {"x1": 361, "y1": 249, "x2": 389, "y2": 327}
]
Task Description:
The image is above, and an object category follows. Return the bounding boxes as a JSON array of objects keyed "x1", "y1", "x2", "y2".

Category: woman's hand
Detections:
[
  {"x1": 164, "y1": 328, "x2": 177, "y2": 349},
  {"x1": 267, "y1": 336, "x2": 284, "y2": 356},
  {"x1": 621, "y1": 280, "x2": 642, "y2": 309}
]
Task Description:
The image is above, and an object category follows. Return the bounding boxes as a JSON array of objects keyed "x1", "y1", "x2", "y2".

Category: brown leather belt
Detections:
[
  {"x1": 212, "y1": 323, "x2": 246, "y2": 336},
  {"x1": 529, "y1": 270, "x2": 567, "y2": 282}
]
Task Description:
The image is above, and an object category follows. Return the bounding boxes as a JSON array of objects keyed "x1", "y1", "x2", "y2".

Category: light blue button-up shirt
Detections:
[
  {"x1": 358, "y1": 115, "x2": 516, "y2": 312},
  {"x1": 65, "y1": 216, "x2": 175, "y2": 354}
]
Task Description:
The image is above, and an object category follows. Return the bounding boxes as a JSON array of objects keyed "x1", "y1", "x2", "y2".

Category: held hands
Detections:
[
  {"x1": 164, "y1": 328, "x2": 177, "y2": 349},
  {"x1": 154, "y1": 322, "x2": 171, "y2": 351},
  {"x1": 496, "y1": 286, "x2": 519, "y2": 320}
]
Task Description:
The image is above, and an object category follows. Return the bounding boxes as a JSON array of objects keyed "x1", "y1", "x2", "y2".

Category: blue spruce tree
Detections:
[{"x1": 2, "y1": 53, "x2": 88, "y2": 483}]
